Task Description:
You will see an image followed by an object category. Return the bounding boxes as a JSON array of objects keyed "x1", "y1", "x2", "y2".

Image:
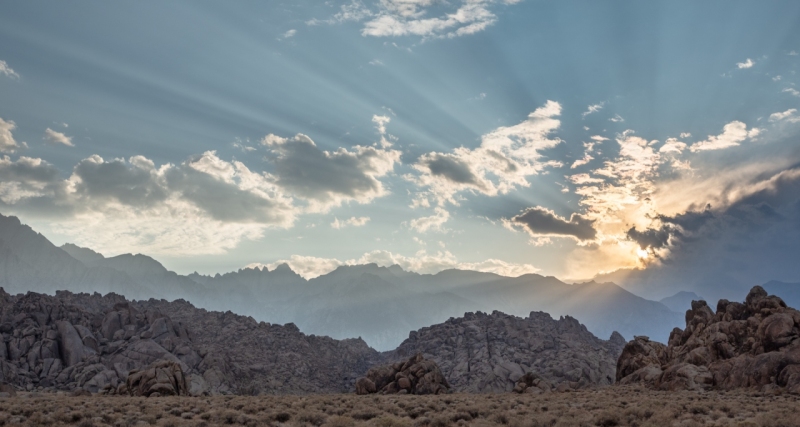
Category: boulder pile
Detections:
[
  {"x1": 356, "y1": 353, "x2": 449, "y2": 395},
  {"x1": 512, "y1": 372, "x2": 554, "y2": 394},
  {"x1": 125, "y1": 360, "x2": 188, "y2": 397},
  {"x1": 616, "y1": 286, "x2": 800, "y2": 393}
]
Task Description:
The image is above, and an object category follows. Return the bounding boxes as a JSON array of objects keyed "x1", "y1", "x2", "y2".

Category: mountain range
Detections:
[{"x1": 5, "y1": 212, "x2": 793, "y2": 351}]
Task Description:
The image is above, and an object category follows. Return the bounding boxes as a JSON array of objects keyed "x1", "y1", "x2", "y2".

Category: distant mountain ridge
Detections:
[{"x1": 2, "y1": 212, "x2": 683, "y2": 350}]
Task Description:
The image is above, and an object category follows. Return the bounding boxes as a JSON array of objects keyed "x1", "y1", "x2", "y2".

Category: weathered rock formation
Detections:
[
  {"x1": 356, "y1": 353, "x2": 449, "y2": 395},
  {"x1": 616, "y1": 286, "x2": 800, "y2": 393},
  {"x1": 512, "y1": 372, "x2": 554, "y2": 394},
  {"x1": 387, "y1": 310, "x2": 626, "y2": 392},
  {"x1": 0, "y1": 288, "x2": 379, "y2": 395},
  {"x1": 125, "y1": 360, "x2": 188, "y2": 397}
]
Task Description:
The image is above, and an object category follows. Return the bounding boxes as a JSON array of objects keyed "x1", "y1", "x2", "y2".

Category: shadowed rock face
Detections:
[
  {"x1": 616, "y1": 286, "x2": 800, "y2": 393},
  {"x1": 0, "y1": 288, "x2": 380, "y2": 395},
  {"x1": 386, "y1": 310, "x2": 626, "y2": 393}
]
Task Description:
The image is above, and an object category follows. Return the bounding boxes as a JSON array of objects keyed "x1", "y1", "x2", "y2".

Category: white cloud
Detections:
[
  {"x1": 582, "y1": 102, "x2": 604, "y2": 117},
  {"x1": 769, "y1": 108, "x2": 800, "y2": 123},
  {"x1": 773, "y1": 75, "x2": 782, "y2": 82},
  {"x1": 679, "y1": 132, "x2": 691, "y2": 138},
  {"x1": 409, "y1": 100, "x2": 563, "y2": 206},
  {"x1": 570, "y1": 154, "x2": 594, "y2": 169},
  {"x1": 0, "y1": 117, "x2": 22, "y2": 153},
  {"x1": 659, "y1": 138, "x2": 687, "y2": 154},
  {"x1": 311, "y1": 0, "x2": 522, "y2": 39},
  {"x1": 408, "y1": 206, "x2": 449, "y2": 232},
  {"x1": 279, "y1": 29, "x2": 297, "y2": 39},
  {"x1": 609, "y1": 114, "x2": 625, "y2": 123},
  {"x1": 372, "y1": 114, "x2": 391, "y2": 135},
  {"x1": 43, "y1": 128, "x2": 75, "y2": 147},
  {"x1": 690, "y1": 121, "x2": 759, "y2": 152},
  {"x1": 249, "y1": 249, "x2": 540, "y2": 279},
  {"x1": 783, "y1": 88, "x2": 800, "y2": 97},
  {"x1": 331, "y1": 216, "x2": 370, "y2": 229},
  {"x1": 0, "y1": 60, "x2": 19, "y2": 79},
  {"x1": 368, "y1": 59, "x2": 384, "y2": 66},
  {"x1": 736, "y1": 58, "x2": 755, "y2": 69},
  {"x1": 307, "y1": 0, "x2": 373, "y2": 25}
]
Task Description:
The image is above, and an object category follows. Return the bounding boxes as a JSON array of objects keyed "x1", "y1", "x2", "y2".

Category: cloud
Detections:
[
  {"x1": 609, "y1": 114, "x2": 625, "y2": 123},
  {"x1": 279, "y1": 29, "x2": 297, "y2": 40},
  {"x1": 582, "y1": 102, "x2": 604, "y2": 117},
  {"x1": 659, "y1": 138, "x2": 687, "y2": 154},
  {"x1": 249, "y1": 249, "x2": 540, "y2": 279},
  {"x1": 408, "y1": 206, "x2": 449, "y2": 232},
  {"x1": 307, "y1": 0, "x2": 373, "y2": 25},
  {"x1": 626, "y1": 226, "x2": 672, "y2": 250},
  {"x1": 310, "y1": 0, "x2": 523, "y2": 39},
  {"x1": 736, "y1": 58, "x2": 755, "y2": 69},
  {"x1": 610, "y1": 167, "x2": 800, "y2": 301},
  {"x1": 783, "y1": 88, "x2": 800, "y2": 97},
  {"x1": 0, "y1": 117, "x2": 23, "y2": 153},
  {"x1": 43, "y1": 128, "x2": 75, "y2": 147},
  {"x1": 0, "y1": 152, "x2": 297, "y2": 256},
  {"x1": 331, "y1": 216, "x2": 370, "y2": 229},
  {"x1": 409, "y1": 100, "x2": 563, "y2": 206},
  {"x1": 689, "y1": 121, "x2": 760, "y2": 152},
  {"x1": 769, "y1": 109, "x2": 800, "y2": 123},
  {"x1": 510, "y1": 206, "x2": 597, "y2": 241},
  {"x1": 570, "y1": 154, "x2": 594, "y2": 169},
  {"x1": 261, "y1": 133, "x2": 401, "y2": 212},
  {"x1": 0, "y1": 156, "x2": 64, "y2": 205},
  {"x1": 0, "y1": 60, "x2": 19, "y2": 79}
]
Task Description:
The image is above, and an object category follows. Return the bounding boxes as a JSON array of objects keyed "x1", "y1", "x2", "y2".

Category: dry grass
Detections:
[{"x1": 0, "y1": 386, "x2": 797, "y2": 426}]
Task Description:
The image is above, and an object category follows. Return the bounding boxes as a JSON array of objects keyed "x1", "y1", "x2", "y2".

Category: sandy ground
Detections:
[{"x1": 0, "y1": 385, "x2": 797, "y2": 427}]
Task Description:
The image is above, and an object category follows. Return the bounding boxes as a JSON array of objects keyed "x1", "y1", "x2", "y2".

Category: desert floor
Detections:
[{"x1": 0, "y1": 386, "x2": 797, "y2": 427}]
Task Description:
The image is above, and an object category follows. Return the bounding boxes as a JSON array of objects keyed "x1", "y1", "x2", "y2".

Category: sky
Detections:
[{"x1": 1, "y1": 0, "x2": 799, "y2": 285}]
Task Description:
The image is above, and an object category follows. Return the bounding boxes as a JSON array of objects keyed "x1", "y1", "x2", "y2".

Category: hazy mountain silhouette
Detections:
[
  {"x1": 1, "y1": 212, "x2": 686, "y2": 350},
  {"x1": 658, "y1": 291, "x2": 704, "y2": 313}
]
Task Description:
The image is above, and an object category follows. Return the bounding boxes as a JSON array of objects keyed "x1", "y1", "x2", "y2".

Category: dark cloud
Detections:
[
  {"x1": 165, "y1": 155, "x2": 292, "y2": 224},
  {"x1": 1, "y1": 152, "x2": 296, "y2": 227},
  {"x1": 0, "y1": 156, "x2": 73, "y2": 218},
  {"x1": 264, "y1": 134, "x2": 399, "y2": 207},
  {"x1": 658, "y1": 206, "x2": 714, "y2": 232},
  {"x1": 0, "y1": 156, "x2": 60, "y2": 183},
  {"x1": 607, "y1": 167, "x2": 800, "y2": 303},
  {"x1": 512, "y1": 207, "x2": 597, "y2": 241},
  {"x1": 72, "y1": 156, "x2": 167, "y2": 207},
  {"x1": 420, "y1": 153, "x2": 482, "y2": 186},
  {"x1": 627, "y1": 226, "x2": 673, "y2": 250}
]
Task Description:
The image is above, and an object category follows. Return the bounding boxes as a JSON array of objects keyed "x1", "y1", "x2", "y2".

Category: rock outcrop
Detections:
[
  {"x1": 0, "y1": 288, "x2": 380, "y2": 395},
  {"x1": 125, "y1": 360, "x2": 188, "y2": 397},
  {"x1": 387, "y1": 311, "x2": 626, "y2": 392},
  {"x1": 616, "y1": 286, "x2": 800, "y2": 393},
  {"x1": 356, "y1": 353, "x2": 449, "y2": 395},
  {"x1": 512, "y1": 372, "x2": 554, "y2": 394}
]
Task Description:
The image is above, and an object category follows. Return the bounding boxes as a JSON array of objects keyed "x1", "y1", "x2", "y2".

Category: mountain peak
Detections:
[{"x1": 61, "y1": 243, "x2": 105, "y2": 265}]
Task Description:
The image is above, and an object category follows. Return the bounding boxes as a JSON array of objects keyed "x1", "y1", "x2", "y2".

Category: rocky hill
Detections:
[
  {"x1": 616, "y1": 286, "x2": 800, "y2": 393},
  {"x1": 0, "y1": 286, "x2": 627, "y2": 395},
  {"x1": 386, "y1": 310, "x2": 626, "y2": 393},
  {"x1": 0, "y1": 288, "x2": 379, "y2": 395}
]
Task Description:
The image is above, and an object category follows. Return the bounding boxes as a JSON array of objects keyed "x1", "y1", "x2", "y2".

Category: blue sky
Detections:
[{"x1": 1, "y1": 0, "x2": 799, "y2": 284}]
